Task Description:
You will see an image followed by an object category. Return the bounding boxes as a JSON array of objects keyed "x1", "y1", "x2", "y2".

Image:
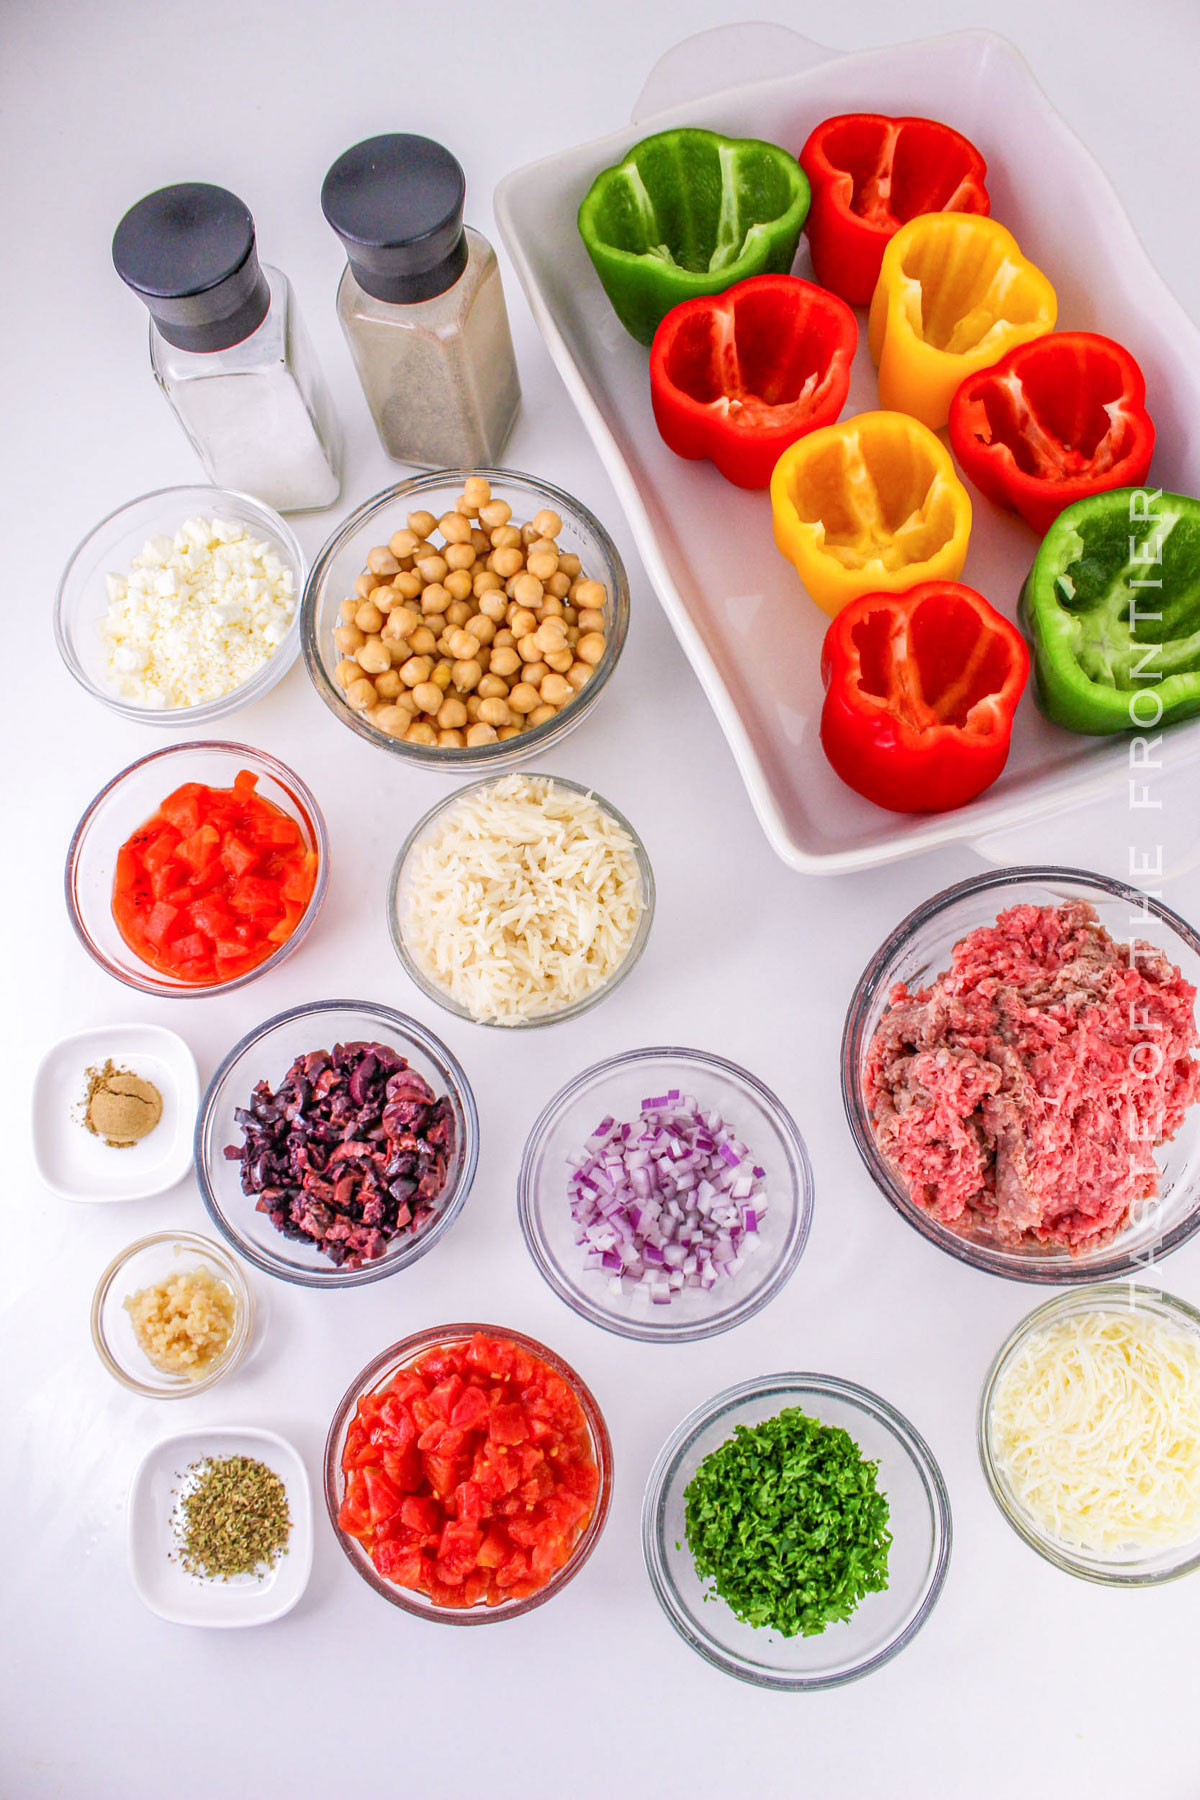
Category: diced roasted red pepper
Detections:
[
  {"x1": 947, "y1": 331, "x2": 1155, "y2": 535},
  {"x1": 819, "y1": 581, "x2": 1028, "y2": 812},
  {"x1": 799, "y1": 113, "x2": 989, "y2": 305},
  {"x1": 649, "y1": 274, "x2": 856, "y2": 489}
]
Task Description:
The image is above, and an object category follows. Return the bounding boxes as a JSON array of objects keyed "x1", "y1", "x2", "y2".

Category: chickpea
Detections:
[
  {"x1": 410, "y1": 626, "x2": 438, "y2": 656},
  {"x1": 478, "y1": 498, "x2": 512, "y2": 530},
  {"x1": 389, "y1": 528, "x2": 421, "y2": 560},
  {"x1": 528, "y1": 703, "x2": 558, "y2": 726},
  {"x1": 469, "y1": 527, "x2": 491, "y2": 556},
  {"x1": 540, "y1": 595, "x2": 564, "y2": 618},
  {"x1": 448, "y1": 628, "x2": 480, "y2": 660},
  {"x1": 416, "y1": 554, "x2": 449, "y2": 586},
  {"x1": 412, "y1": 681, "x2": 443, "y2": 715},
  {"x1": 497, "y1": 725, "x2": 522, "y2": 741},
  {"x1": 438, "y1": 511, "x2": 473, "y2": 544},
  {"x1": 567, "y1": 661, "x2": 592, "y2": 691},
  {"x1": 479, "y1": 589, "x2": 508, "y2": 621},
  {"x1": 492, "y1": 628, "x2": 517, "y2": 649},
  {"x1": 463, "y1": 475, "x2": 491, "y2": 511},
  {"x1": 577, "y1": 631, "x2": 606, "y2": 665},
  {"x1": 464, "y1": 613, "x2": 495, "y2": 645},
  {"x1": 443, "y1": 544, "x2": 474, "y2": 575},
  {"x1": 383, "y1": 605, "x2": 420, "y2": 642},
  {"x1": 492, "y1": 545, "x2": 524, "y2": 578},
  {"x1": 522, "y1": 661, "x2": 550, "y2": 686},
  {"x1": 444, "y1": 569, "x2": 474, "y2": 601},
  {"x1": 452, "y1": 657, "x2": 483, "y2": 692},
  {"x1": 489, "y1": 645, "x2": 521, "y2": 679},
  {"x1": 520, "y1": 522, "x2": 539, "y2": 548},
  {"x1": 400, "y1": 654, "x2": 433, "y2": 688},
  {"x1": 563, "y1": 604, "x2": 578, "y2": 625},
  {"x1": 335, "y1": 623, "x2": 365, "y2": 654},
  {"x1": 369, "y1": 585, "x2": 397, "y2": 610},
  {"x1": 534, "y1": 619, "x2": 568, "y2": 653},
  {"x1": 509, "y1": 608, "x2": 537, "y2": 639},
  {"x1": 346, "y1": 678, "x2": 377, "y2": 711},
  {"x1": 477, "y1": 673, "x2": 509, "y2": 700},
  {"x1": 353, "y1": 572, "x2": 375, "y2": 600},
  {"x1": 378, "y1": 701, "x2": 415, "y2": 735},
  {"x1": 476, "y1": 646, "x2": 492, "y2": 674},
  {"x1": 507, "y1": 682, "x2": 541, "y2": 715},
  {"x1": 466, "y1": 721, "x2": 498, "y2": 747},
  {"x1": 366, "y1": 546, "x2": 400, "y2": 578},
  {"x1": 566, "y1": 625, "x2": 580, "y2": 647},
  {"x1": 445, "y1": 600, "x2": 472, "y2": 628},
  {"x1": 438, "y1": 728, "x2": 466, "y2": 747},
  {"x1": 477, "y1": 696, "x2": 512, "y2": 728},
  {"x1": 474, "y1": 570, "x2": 504, "y2": 600},
  {"x1": 405, "y1": 721, "x2": 437, "y2": 746},
  {"x1": 558, "y1": 552, "x2": 582, "y2": 579},
  {"x1": 437, "y1": 696, "x2": 468, "y2": 730},
  {"x1": 465, "y1": 695, "x2": 483, "y2": 721},
  {"x1": 531, "y1": 508, "x2": 562, "y2": 540},
  {"x1": 540, "y1": 673, "x2": 574, "y2": 706},
  {"x1": 392, "y1": 571, "x2": 421, "y2": 602},
  {"x1": 357, "y1": 636, "x2": 392, "y2": 675},
  {"x1": 577, "y1": 608, "x2": 606, "y2": 632},
  {"x1": 511, "y1": 572, "x2": 543, "y2": 609},
  {"x1": 375, "y1": 669, "x2": 403, "y2": 700},
  {"x1": 431, "y1": 661, "x2": 453, "y2": 691},
  {"x1": 334, "y1": 658, "x2": 362, "y2": 689},
  {"x1": 355, "y1": 600, "x2": 384, "y2": 634},
  {"x1": 527, "y1": 550, "x2": 559, "y2": 583},
  {"x1": 544, "y1": 647, "x2": 574, "y2": 674},
  {"x1": 338, "y1": 597, "x2": 359, "y2": 623},
  {"x1": 420, "y1": 583, "x2": 450, "y2": 615},
  {"x1": 546, "y1": 571, "x2": 572, "y2": 599},
  {"x1": 515, "y1": 634, "x2": 540, "y2": 664},
  {"x1": 407, "y1": 509, "x2": 437, "y2": 539}
]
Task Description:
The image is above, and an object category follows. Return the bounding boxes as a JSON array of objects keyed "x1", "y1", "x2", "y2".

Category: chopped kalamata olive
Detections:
[{"x1": 223, "y1": 1040, "x2": 455, "y2": 1269}]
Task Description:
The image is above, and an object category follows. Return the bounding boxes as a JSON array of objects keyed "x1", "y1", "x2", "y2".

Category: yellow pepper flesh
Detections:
[
  {"x1": 770, "y1": 410, "x2": 972, "y2": 616},
  {"x1": 868, "y1": 214, "x2": 1057, "y2": 430}
]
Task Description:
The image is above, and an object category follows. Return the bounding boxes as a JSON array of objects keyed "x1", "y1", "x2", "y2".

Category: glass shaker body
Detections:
[
  {"x1": 149, "y1": 265, "x2": 342, "y2": 513},
  {"x1": 335, "y1": 229, "x2": 520, "y2": 467}
]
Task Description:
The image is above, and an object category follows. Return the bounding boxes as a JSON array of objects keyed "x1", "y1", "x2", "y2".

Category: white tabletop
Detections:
[{"x1": 8, "y1": 3, "x2": 1200, "y2": 1796}]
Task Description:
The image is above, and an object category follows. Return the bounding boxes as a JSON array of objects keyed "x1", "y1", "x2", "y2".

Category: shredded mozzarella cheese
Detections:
[
  {"x1": 400, "y1": 775, "x2": 645, "y2": 1025},
  {"x1": 98, "y1": 514, "x2": 295, "y2": 709},
  {"x1": 990, "y1": 1307, "x2": 1200, "y2": 1554}
]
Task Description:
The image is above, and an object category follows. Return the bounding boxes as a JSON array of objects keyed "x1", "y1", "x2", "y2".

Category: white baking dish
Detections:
[{"x1": 495, "y1": 26, "x2": 1200, "y2": 875}]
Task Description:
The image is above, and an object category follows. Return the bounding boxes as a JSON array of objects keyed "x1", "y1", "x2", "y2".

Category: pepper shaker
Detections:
[
  {"x1": 113, "y1": 183, "x2": 342, "y2": 514},
  {"x1": 321, "y1": 135, "x2": 521, "y2": 468}
]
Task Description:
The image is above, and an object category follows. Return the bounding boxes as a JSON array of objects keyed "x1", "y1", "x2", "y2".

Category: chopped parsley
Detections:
[{"x1": 682, "y1": 1406, "x2": 891, "y2": 1637}]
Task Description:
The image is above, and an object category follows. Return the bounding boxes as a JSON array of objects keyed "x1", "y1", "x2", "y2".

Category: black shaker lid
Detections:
[
  {"x1": 321, "y1": 135, "x2": 468, "y2": 304},
  {"x1": 112, "y1": 183, "x2": 271, "y2": 352}
]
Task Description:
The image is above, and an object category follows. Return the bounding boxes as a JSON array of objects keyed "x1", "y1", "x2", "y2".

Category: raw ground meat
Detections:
[{"x1": 864, "y1": 901, "x2": 1200, "y2": 1249}]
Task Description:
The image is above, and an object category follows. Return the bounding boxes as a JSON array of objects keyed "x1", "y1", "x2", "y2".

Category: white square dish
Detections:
[
  {"x1": 127, "y1": 1425, "x2": 313, "y2": 1627},
  {"x1": 495, "y1": 26, "x2": 1200, "y2": 874},
  {"x1": 32, "y1": 1023, "x2": 199, "y2": 1201}
]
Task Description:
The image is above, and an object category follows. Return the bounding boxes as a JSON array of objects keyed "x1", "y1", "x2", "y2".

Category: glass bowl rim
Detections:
[
  {"x1": 841, "y1": 863, "x2": 1200, "y2": 1283},
  {"x1": 977, "y1": 1280, "x2": 1200, "y2": 1586},
  {"x1": 323, "y1": 1320, "x2": 614, "y2": 1623},
  {"x1": 517, "y1": 1044, "x2": 814, "y2": 1342},
  {"x1": 299, "y1": 465, "x2": 630, "y2": 768},
  {"x1": 387, "y1": 771, "x2": 656, "y2": 1029},
  {"x1": 53, "y1": 482, "x2": 306, "y2": 726},
  {"x1": 641, "y1": 1369, "x2": 952, "y2": 1690},
  {"x1": 90, "y1": 1227, "x2": 254, "y2": 1398},
  {"x1": 63, "y1": 737, "x2": 329, "y2": 999},
  {"x1": 193, "y1": 997, "x2": 480, "y2": 1287}
]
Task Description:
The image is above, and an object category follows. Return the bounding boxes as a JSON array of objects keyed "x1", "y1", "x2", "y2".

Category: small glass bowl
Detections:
[
  {"x1": 842, "y1": 866, "x2": 1200, "y2": 1282},
  {"x1": 643, "y1": 1372, "x2": 951, "y2": 1689},
  {"x1": 64, "y1": 740, "x2": 328, "y2": 998},
  {"x1": 55, "y1": 485, "x2": 305, "y2": 725},
  {"x1": 195, "y1": 1000, "x2": 479, "y2": 1288},
  {"x1": 979, "y1": 1283, "x2": 1200, "y2": 1585},
  {"x1": 324, "y1": 1323, "x2": 613, "y2": 1623},
  {"x1": 91, "y1": 1230, "x2": 254, "y2": 1398},
  {"x1": 518, "y1": 1047, "x2": 813, "y2": 1342},
  {"x1": 301, "y1": 468, "x2": 629, "y2": 773},
  {"x1": 388, "y1": 774, "x2": 655, "y2": 1028}
]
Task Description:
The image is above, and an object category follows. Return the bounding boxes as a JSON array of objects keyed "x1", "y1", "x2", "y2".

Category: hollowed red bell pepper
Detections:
[
  {"x1": 799, "y1": 114, "x2": 989, "y2": 306},
  {"x1": 648, "y1": 274, "x2": 856, "y2": 490},
  {"x1": 819, "y1": 581, "x2": 1028, "y2": 812},
  {"x1": 948, "y1": 331, "x2": 1155, "y2": 535}
]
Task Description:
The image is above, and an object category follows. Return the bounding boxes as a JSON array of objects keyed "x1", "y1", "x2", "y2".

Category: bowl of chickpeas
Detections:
[{"x1": 300, "y1": 469, "x2": 630, "y2": 767}]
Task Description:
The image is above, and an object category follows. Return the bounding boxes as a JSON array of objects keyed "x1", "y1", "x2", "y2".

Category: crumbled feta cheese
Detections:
[{"x1": 98, "y1": 514, "x2": 296, "y2": 709}]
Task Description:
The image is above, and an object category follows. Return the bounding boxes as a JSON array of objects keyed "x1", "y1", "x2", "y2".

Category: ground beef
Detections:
[{"x1": 864, "y1": 901, "x2": 1200, "y2": 1250}]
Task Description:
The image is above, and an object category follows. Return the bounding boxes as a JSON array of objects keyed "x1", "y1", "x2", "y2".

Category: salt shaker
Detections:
[
  {"x1": 112, "y1": 183, "x2": 342, "y2": 514},
  {"x1": 321, "y1": 135, "x2": 521, "y2": 467}
]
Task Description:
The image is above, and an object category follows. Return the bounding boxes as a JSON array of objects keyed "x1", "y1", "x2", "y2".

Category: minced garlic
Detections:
[{"x1": 124, "y1": 1266, "x2": 237, "y2": 1379}]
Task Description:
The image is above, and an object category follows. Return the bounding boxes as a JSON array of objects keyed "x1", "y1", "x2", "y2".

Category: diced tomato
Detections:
[
  {"x1": 232, "y1": 768, "x2": 259, "y2": 796},
  {"x1": 159, "y1": 783, "x2": 204, "y2": 833},
  {"x1": 138, "y1": 828, "x2": 180, "y2": 873},
  {"x1": 449, "y1": 1385, "x2": 490, "y2": 1432},
  {"x1": 454, "y1": 1479, "x2": 484, "y2": 1526},
  {"x1": 373, "y1": 1541, "x2": 423, "y2": 1587},
  {"x1": 488, "y1": 1403, "x2": 528, "y2": 1446},
  {"x1": 363, "y1": 1469, "x2": 402, "y2": 1526},
  {"x1": 175, "y1": 823, "x2": 220, "y2": 870},
  {"x1": 220, "y1": 835, "x2": 259, "y2": 878},
  {"x1": 428, "y1": 1375, "x2": 465, "y2": 1421},
  {"x1": 143, "y1": 901, "x2": 179, "y2": 946}
]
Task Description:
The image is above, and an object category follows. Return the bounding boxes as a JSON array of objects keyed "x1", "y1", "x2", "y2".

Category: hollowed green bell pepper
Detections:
[
  {"x1": 1019, "y1": 488, "x2": 1200, "y2": 733},
  {"x1": 577, "y1": 128, "x2": 811, "y2": 346}
]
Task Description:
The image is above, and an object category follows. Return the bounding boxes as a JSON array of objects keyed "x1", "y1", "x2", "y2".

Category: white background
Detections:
[{"x1": 6, "y1": 2, "x2": 1200, "y2": 1796}]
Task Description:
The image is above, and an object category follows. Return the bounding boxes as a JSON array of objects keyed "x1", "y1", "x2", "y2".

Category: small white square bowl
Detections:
[
  {"x1": 33, "y1": 1024, "x2": 199, "y2": 1201},
  {"x1": 127, "y1": 1425, "x2": 313, "y2": 1627}
]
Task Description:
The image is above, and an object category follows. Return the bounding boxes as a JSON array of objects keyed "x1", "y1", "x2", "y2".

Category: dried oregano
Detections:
[{"x1": 173, "y1": 1455, "x2": 291, "y2": 1581}]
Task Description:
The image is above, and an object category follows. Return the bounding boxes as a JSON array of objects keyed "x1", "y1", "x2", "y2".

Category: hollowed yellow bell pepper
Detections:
[
  {"x1": 868, "y1": 214, "x2": 1057, "y2": 430},
  {"x1": 770, "y1": 409, "x2": 972, "y2": 616}
]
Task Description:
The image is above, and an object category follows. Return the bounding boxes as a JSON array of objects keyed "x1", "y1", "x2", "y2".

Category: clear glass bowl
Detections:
[
  {"x1": 388, "y1": 774, "x2": 655, "y2": 1028},
  {"x1": 842, "y1": 866, "x2": 1200, "y2": 1282},
  {"x1": 979, "y1": 1282, "x2": 1200, "y2": 1585},
  {"x1": 194, "y1": 999, "x2": 479, "y2": 1288},
  {"x1": 324, "y1": 1323, "x2": 613, "y2": 1623},
  {"x1": 64, "y1": 740, "x2": 328, "y2": 998},
  {"x1": 642, "y1": 1372, "x2": 951, "y2": 1689},
  {"x1": 91, "y1": 1230, "x2": 254, "y2": 1398},
  {"x1": 55, "y1": 485, "x2": 305, "y2": 725},
  {"x1": 518, "y1": 1047, "x2": 813, "y2": 1342},
  {"x1": 301, "y1": 468, "x2": 629, "y2": 772}
]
